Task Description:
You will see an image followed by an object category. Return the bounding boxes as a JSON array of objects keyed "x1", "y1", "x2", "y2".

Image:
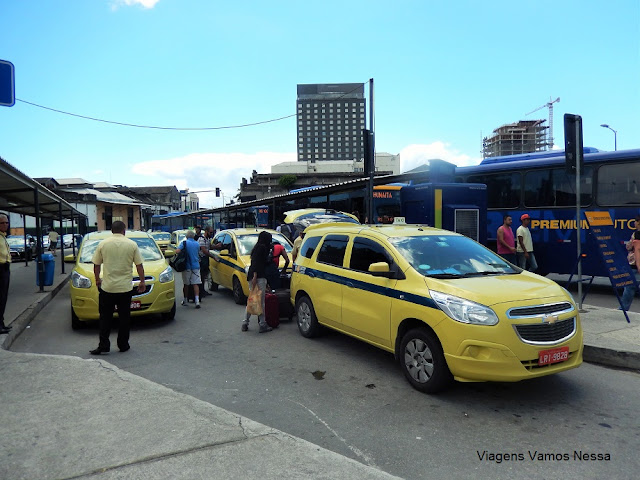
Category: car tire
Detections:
[
  {"x1": 399, "y1": 328, "x2": 452, "y2": 394},
  {"x1": 296, "y1": 296, "x2": 321, "y2": 338},
  {"x1": 162, "y1": 301, "x2": 176, "y2": 321},
  {"x1": 232, "y1": 276, "x2": 246, "y2": 304},
  {"x1": 71, "y1": 306, "x2": 83, "y2": 330}
]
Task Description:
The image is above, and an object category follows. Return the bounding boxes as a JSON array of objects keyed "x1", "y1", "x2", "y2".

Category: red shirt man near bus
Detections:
[{"x1": 497, "y1": 214, "x2": 516, "y2": 265}]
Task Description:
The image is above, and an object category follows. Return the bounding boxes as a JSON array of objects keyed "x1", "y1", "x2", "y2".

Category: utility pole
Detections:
[{"x1": 367, "y1": 78, "x2": 375, "y2": 224}]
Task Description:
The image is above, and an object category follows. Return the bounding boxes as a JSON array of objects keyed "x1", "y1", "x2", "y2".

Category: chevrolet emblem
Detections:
[{"x1": 542, "y1": 314, "x2": 558, "y2": 324}]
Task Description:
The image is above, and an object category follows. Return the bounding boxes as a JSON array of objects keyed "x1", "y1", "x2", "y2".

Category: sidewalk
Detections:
[{"x1": 1, "y1": 261, "x2": 639, "y2": 479}]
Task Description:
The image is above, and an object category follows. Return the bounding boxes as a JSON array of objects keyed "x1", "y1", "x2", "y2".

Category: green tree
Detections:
[{"x1": 278, "y1": 175, "x2": 297, "y2": 190}]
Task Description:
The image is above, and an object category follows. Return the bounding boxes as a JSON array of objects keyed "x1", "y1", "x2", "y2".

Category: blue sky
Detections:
[{"x1": 1, "y1": 0, "x2": 638, "y2": 208}]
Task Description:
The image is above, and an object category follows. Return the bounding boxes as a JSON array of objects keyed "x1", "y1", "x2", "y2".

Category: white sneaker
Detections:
[
  {"x1": 195, "y1": 301, "x2": 201, "y2": 309},
  {"x1": 181, "y1": 300, "x2": 188, "y2": 306}
]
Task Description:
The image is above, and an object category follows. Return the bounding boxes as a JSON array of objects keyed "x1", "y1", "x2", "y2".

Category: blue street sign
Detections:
[{"x1": 0, "y1": 59, "x2": 15, "y2": 107}]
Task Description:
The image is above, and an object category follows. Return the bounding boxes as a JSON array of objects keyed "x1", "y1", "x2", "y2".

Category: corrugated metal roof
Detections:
[{"x1": 60, "y1": 188, "x2": 143, "y2": 205}]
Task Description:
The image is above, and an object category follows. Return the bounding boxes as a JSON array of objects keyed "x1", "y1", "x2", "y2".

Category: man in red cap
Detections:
[{"x1": 516, "y1": 214, "x2": 538, "y2": 272}]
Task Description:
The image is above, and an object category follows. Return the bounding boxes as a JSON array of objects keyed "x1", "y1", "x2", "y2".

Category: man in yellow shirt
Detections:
[
  {"x1": 0, "y1": 213, "x2": 12, "y2": 335},
  {"x1": 90, "y1": 221, "x2": 145, "y2": 355}
]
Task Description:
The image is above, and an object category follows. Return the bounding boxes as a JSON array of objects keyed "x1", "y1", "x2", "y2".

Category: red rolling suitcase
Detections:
[{"x1": 264, "y1": 292, "x2": 280, "y2": 328}]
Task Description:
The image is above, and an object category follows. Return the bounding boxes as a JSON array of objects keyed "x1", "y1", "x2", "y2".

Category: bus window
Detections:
[
  {"x1": 597, "y1": 163, "x2": 640, "y2": 206},
  {"x1": 468, "y1": 173, "x2": 520, "y2": 209},
  {"x1": 524, "y1": 168, "x2": 592, "y2": 207}
]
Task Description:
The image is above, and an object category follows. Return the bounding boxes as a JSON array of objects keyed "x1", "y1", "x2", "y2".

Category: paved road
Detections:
[{"x1": 11, "y1": 281, "x2": 640, "y2": 479}]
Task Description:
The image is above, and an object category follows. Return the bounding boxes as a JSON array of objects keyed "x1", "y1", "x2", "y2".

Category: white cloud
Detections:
[
  {"x1": 111, "y1": 0, "x2": 160, "y2": 10},
  {"x1": 129, "y1": 143, "x2": 479, "y2": 209},
  {"x1": 131, "y1": 151, "x2": 295, "y2": 209},
  {"x1": 399, "y1": 142, "x2": 481, "y2": 172}
]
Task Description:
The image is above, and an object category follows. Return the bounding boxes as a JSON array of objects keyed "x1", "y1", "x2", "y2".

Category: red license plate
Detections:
[
  {"x1": 115, "y1": 301, "x2": 141, "y2": 311},
  {"x1": 538, "y1": 346, "x2": 570, "y2": 366}
]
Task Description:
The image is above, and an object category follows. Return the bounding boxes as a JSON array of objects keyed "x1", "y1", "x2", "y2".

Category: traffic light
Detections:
[{"x1": 215, "y1": 187, "x2": 220, "y2": 197}]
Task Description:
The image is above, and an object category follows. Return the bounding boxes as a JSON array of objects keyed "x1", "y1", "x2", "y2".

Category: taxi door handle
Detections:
[
  {"x1": 308, "y1": 271, "x2": 316, "y2": 278},
  {"x1": 346, "y1": 281, "x2": 354, "y2": 288}
]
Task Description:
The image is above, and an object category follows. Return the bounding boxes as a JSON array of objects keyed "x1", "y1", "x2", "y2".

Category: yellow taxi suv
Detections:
[
  {"x1": 70, "y1": 230, "x2": 176, "y2": 329},
  {"x1": 209, "y1": 228, "x2": 293, "y2": 304},
  {"x1": 290, "y1": 223, "x2": 583, "y2": 393},
  {"x1": 150, "y1": 231, "x2": 171, "y2": 256}
]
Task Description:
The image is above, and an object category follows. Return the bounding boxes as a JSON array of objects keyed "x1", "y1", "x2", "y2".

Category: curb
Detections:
[
  {"x1": 583, "y1": 344, "x2": 640, "y2": 371},
  {"x1": 1, "y1": 274, "x2": 70, "y2": 351}
]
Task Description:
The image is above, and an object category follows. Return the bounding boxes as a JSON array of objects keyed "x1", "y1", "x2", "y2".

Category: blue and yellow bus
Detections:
[{"x1": 456, "y1": 148, "x2": 640, "y2": 276}]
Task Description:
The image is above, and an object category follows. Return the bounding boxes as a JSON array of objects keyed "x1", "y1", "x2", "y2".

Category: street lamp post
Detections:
[{"x1": 600, "y1": 124, "x2": 617, "y2": 151}]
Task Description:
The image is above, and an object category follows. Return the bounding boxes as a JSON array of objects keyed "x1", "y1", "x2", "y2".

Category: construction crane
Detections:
[{"x1": 526, "y1": 97, "x2": 560, "y2": 149}]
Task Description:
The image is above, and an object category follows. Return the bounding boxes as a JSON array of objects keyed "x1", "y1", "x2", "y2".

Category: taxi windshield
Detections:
[
  {"x1": 236, "y1": 233, "x2": 293, "y2": 256},
  {"x1": 79, "y1": 237, "x2": 164, "y2": 263},
  {"x1": 389, "y1": 235, "x2": 519, "y2": 278},
  {"x1": 151, "y1": 232, "x2": 170, "y2": 241}
]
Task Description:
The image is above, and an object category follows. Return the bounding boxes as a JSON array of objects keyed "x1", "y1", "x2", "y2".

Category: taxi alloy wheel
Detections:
[
  {"x1": 296, "y1": 296, "x2": 320, "y2": 338},
  {"x1": 399, "y1": 328, "x2": 452, "y2": 393},
  {"x1": 233, "y1": 276, "x2": 246, "y2": 305}
]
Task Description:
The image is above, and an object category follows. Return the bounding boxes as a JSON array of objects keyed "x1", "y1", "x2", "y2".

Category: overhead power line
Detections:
[
  {"x1": 16, "y1": 98, "x2": 296, "y2": 130},
  {"x1": 14, "y1": 82, "x2": 367, "y2": 131}
]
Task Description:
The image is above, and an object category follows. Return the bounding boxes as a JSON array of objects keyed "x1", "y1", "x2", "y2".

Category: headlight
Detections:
[
  {"x1": 430, "y1": 290, "x2": 499, "y2": 326},
  {"x1": 159, "y1": 266, "x2": 174, "y2": 283},
  {"x1": 71, "y1": 270, "x2": 92, "y2": 289}
]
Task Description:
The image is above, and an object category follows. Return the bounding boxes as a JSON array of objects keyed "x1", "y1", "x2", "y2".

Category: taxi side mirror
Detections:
[
  {"x1": 220, "y1": 249, "x2": 230, "y2": 257},
  {"x1": 369, "y1": 262, "x2": 391, "y2": 277},
  {"x1": 164, "y1": 249, "x2": 175, "y2": 258},
  {"x1": 369, "y1": 262, "x2": 405, "y2": 279}
]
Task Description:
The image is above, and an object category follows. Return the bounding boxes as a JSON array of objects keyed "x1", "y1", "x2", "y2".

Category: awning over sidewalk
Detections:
[{"x1": 0, "y1": 157, "x2": 86, "y2": 220}]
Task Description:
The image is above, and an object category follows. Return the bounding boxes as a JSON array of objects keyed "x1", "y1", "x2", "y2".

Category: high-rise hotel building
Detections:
[{"x1": 296, "y1": 83, "x2": 366, "y2": 162}]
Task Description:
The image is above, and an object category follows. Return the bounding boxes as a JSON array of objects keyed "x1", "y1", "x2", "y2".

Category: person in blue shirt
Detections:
[{"x1": 175, "y1": 230, "x2": 203, "y2": 308}]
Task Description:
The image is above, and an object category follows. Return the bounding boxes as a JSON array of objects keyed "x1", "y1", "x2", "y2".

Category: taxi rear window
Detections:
[
  {"x1": 301, "y1": 236, "x2": 322, "y2": 259},
  {"x1": 317, "y1": 235, "x2": 349, "y2": 267}
]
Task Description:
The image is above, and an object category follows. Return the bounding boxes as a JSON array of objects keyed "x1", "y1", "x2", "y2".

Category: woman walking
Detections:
[{"x1": 242, "y1": 231, "x2": 273, "y2": 333}]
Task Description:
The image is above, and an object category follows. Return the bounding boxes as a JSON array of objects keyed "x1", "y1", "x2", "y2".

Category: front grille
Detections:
[
  {"x1": 508, "y1": 302, "x2": 573, "y2": 318},
  {"x1": 132, "y1": 284, "x2": 153, "y2": 297},
  {"x1": 514, "y1": 318, "x2": 576, "y2": 345}
]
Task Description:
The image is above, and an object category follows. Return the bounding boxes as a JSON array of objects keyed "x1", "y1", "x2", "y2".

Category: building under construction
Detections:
[{"x1": 482, "y1": 120, "x2": 548, "y2": 158}]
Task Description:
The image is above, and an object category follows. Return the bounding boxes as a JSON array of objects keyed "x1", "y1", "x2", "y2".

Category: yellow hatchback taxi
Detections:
[
  {"x1": 149, "y1": 231, "x2": 171, "y2": 255},
  {"x1": 291, "y1": 223, "x2": 583, "y2": 393},
  {"x1": 209, "y1": 228, "x2": 293, "y2": 304},
  {"x1": 70, "y1": 230, "x2": 176, "y2": 329}
]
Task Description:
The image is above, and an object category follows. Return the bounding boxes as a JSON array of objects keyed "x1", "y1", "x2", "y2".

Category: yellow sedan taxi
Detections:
[
  {"x1": 291, "y1": 223, "x2": 583, "y2": 393},
  {"x1": 209, "y1": 228, "x2": 293, "y2": 304},
  {"x1": 70, "y1": 230, "x2": 176, "y2": 329}
]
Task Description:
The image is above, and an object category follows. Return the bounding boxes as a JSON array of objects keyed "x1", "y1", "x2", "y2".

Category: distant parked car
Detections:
[
  {"x1": 41, "y1": 235, "x2": 50, "y2": 250},
  {"x1": 61, "y1": 234, "x2": 83, "y2": 249},
  {"x1": 7, "y1": 235, "x2": 37, "y2": 261}
]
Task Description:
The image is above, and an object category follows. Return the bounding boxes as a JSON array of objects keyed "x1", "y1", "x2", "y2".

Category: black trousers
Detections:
[
  {"x1": 0, "y1": 264, "x2": 9, "y2": 328},
  {"x1": 98, "y1": 290, "x2": 133, "y2": 351}
]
